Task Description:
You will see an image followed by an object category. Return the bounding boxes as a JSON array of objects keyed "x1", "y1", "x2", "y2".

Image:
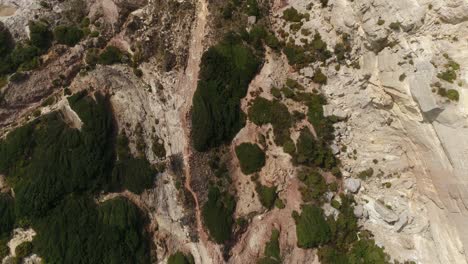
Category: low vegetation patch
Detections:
[{"x1": 235, "y1": 143, "x2": 266, "y2": 175}]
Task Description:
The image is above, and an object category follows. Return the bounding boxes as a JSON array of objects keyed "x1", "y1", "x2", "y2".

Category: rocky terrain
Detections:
[{"x1": 1, "y1": 0, "x2": 468, "y2": 263}]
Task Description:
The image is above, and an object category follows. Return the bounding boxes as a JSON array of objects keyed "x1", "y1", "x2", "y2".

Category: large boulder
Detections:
[{"x1": 344, "y1": 178, "x2": 361, "y2": 193}]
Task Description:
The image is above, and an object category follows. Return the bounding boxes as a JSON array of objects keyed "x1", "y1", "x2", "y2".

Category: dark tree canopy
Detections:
[{"x1": 191, "y1": 34, "x2": 261, "y2": 151}]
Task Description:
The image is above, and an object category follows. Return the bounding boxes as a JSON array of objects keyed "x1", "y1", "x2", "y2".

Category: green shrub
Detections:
[
  {"x1": 293, "y1": 204, "x2": 331, "y2": 248},
  {"x1": 282, "y1": 139, "x2": 296, "y2": 155},
  {"x1": 286, "y1": 78, "x2": 303, "y2": 90},
  {"x1": 246, "y1": 0, "x2": 259, "y2": 17},
  {"x1": 320, "y1": 0, "x2": 329, "y2": 7},
  {"x1": 312, "y1": 68, "x2": 327, "y2": 84},
  {"x1": 9, "y1": 44, "x2": 40, "y2": 71},
  {"x1": 112, "y1": 158, "x2": 156, "y2": 194},
  {"x1": 294, "y1": 129, "x2": 336, "y2": 169},
  {"x1": 437, "y1": 69, "x2": 457, "y2": 83},
  {"x1": 283, "y1": 7, "x2": 306, "y2": 22},
  {"x1": 248, "y1": 97, "x2": 293, "y2": 146},
  {"x1": 258, "y1": 229, "x2": 281, "y2": 264},
  {"x1": 297, "y1": 169, "x2": 327, "y2": 201},
  {"x1": 357, "y1": 168, "x2": 374, "y2": 180},
  {"x1": 446, "y1": 89, "x2": 459, "y2": 101},
  {"x1": 304, "y1": 93, "x2": 335, "y2": 141},
  {"x1": 98, "y1": 46, "x2": 123, "y2": 65},
  {"x1": 235, "y1": 143, "x2": 266, "y2": 174},
  {"x1": 85, "y1": 48, "x2": 100, "y2": 65},
  {"x1": 255, "y1": 184, "x2": 277, "y2": 209},
  {"x1": 202, "y1": 187, "x2": 236, "y2": 243},
  {"x1": 191, "y1": 34, "x2": 261, "y2": 151},
  {"x1": 168, "y1": 251, "x2": 194, "y2": 264},
  {"x1": 281, "y1": 86, "x2": 295, "y2": 98},
  {"x1": 271, "y1": 87, "x2": 282, "y2": 98},
  {"x1": 29, "y1": 21, "x2": 52, "y2": 51},
  {"x1": 53, "y1": 25, "x2": 84, "y2": 46},
  {"x1": 274, "y1": 198, "x2": 285, "y2": 209},
  {"x1": 15, "y1": 241, "x2": 32, "y2": 258},
  {"x1": 347, "y1": 239, "x2": 390, "y2": 263},
  {"x1": 389, "y1": 22, "x2": 401, "y2": 30}
]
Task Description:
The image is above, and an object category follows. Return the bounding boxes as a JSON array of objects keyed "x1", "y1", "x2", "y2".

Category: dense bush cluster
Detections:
[
  {"x1": 33, "y1": 196, "x2": 150, "y2": 264},
  {"x1": 293, "y1": 128, "x2": 337, "y2": 170},
  {"x1": 282, "y1": 7, "x2": 308, "y2": 22},
  {"x1": 248, "y1": 97, "x2": 293, "y2": 147},
  {"x1": 0, "y1": 92, "x2": 155, "y2": 263},
  {"x1": 54, "y1": 25, "x2": 84, "y2": 46},
  {"x1": 283, "y1": 33, "x2": 331, "y2": 69},
  {"x1": 202, "y1": 187, "x2": 236, "y2": 243},
  {"x1": 29, "y1": 21, "x2": 53, "y2": 51},
  {"x1": 235, "y1": 143, "x2": 266, "y2": 175},
  {"x1": 293, "y1": 204, "x2": 331, "y2": 248},
  {"x1": 245, "y1": 25, "x2": 281, "y2": 51},
  {"x1": 191, "y1": 34, "x2": 261, "y2": 151},
  {"x1": 0, "y1": 20, "x2": 52, "y2": 75},
  {"x1": 98, "y1": 46, "x2": 124, "y2": 65},
  {"x1": 255, "y1": 183, "x2": 278, "y2": 209},
  {"x1": 297, "y1": 169, "x2": 327, "y2": 202},
  {"x1": 258, "y1": 229, "x2": 281, "y2": 264},
  {"x1": 304, "y1": 93, "x2": 336, "y2": 141}
]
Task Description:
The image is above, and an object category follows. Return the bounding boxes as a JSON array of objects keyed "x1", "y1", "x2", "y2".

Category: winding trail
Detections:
[{"x1": 176, "y1": 0, "x2": 224, "y2": 262}]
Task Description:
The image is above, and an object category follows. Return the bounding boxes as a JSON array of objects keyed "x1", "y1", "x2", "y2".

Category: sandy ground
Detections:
[{"x1": 0, "y1": 5, "x2": 16, "y2": 17}]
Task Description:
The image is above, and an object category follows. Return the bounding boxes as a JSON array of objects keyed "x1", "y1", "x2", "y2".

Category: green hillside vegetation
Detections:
[
  {"x1": 202, "y1": 187, "x2": 236, "y2": 243},
  {"x1": 235, "y1": 143, "x2": 266, "y2": 174},
  {"x1": 191, "y1": 34, "x2": 261, "y2": 151},
  {"x1": 258, "y1": 229, "x2": 281, "y2": 264},
  {"x1": 0, "y1": 92, "x2": 154, "y2": 263}
]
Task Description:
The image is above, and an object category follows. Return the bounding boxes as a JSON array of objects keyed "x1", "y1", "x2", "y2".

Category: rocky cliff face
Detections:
[
  {"x1": 303, "y1": 0, "x2": 468, "y2": 262},
  {"x1": 1, "y1": 0, "x2": 468, "y2": 263}
]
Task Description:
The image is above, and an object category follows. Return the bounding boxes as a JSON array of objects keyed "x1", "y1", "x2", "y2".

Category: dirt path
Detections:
[{"x1": 176, "y1": 0, "x2": 224, "y2": 262}]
